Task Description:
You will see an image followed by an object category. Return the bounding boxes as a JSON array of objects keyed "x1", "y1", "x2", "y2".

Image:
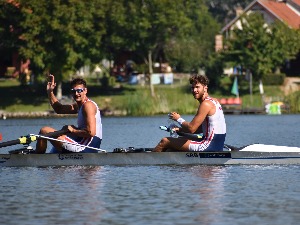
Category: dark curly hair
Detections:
[
  {"x1": 70, "y1": 77, "x2": 87, "y2": 88},
  {"x1": 189, "y1": 74, "x2": 209, "y2": 86}
]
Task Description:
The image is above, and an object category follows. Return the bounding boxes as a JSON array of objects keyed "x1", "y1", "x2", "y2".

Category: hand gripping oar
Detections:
[
  {"x1": 159, "y1": 126, "x2": 240, "y2": 151},
  {"x1": 0, "y1": 130, "x2": 69, "y2": 148},
  {"x1": 159, "y1": 126, "x2": 203, "y2": 141}
]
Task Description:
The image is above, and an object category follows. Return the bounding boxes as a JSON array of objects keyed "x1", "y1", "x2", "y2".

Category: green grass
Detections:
[
  {"x1": 0, "y1": 79, "x2": 50, "y2": 112},
  {"x1": 1, "y1": 76, "x2": 298, "y2": 115},
  {"x1": 285, "y1": 91, "x2": 300, "y2": 112}
]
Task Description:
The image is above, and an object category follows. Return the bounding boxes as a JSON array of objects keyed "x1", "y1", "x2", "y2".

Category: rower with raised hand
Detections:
[
  {"x1": 153, "y1": 74, "x2": 226, "y2": 152},
  {"x1": 35, "y1": 74, "x2": 103, "y2": 153}
]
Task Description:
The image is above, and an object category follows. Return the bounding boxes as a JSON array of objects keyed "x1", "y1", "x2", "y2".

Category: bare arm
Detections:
[
  {"x1": 181, "y1": 101, "x2": 211, "y2": 133},
  {"x1": 171, "y1": 100, "x2": 216, "y2": 133},
  {"x1": 64, "y1": 101, "x2": 97, "y2": 138},
  {"x1": 82, "y1": 101, "x2": 97, "y2": 137},
  {"x1": 47, "y1": 74, "x2": 78, "y2": 114}
]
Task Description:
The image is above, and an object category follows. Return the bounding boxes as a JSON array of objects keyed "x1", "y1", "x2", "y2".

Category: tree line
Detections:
[
  {"x1": 0, "y1": 0, "x2": 220, "y2": 81},
  {"x1": 1, "y1": 0, "x2": 300, "y2": 88}
]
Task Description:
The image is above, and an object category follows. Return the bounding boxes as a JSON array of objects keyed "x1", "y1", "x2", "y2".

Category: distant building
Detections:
[
  {"x1": 216, "y1": 0, "x2": 300, "y2": 76},
  {"x1": 221, "y1": 0, "x2": 300, "y2": 36}
]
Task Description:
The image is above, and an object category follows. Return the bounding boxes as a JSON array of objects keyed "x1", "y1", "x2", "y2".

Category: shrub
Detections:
[{"x1": 262, "y1": 73, "x2": 285, "y2": 85}]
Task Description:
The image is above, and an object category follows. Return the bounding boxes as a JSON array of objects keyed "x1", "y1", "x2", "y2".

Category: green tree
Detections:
[
  {"x1": 102, "y1": 0, "x2": 219, "y2": 73},
  {"x1": 0, "y1": 0, "x2": 24, "y2": 75},
  {"x1": 16, "y1": 0, "x2": 107, "y2": 81},
  {"x1": 0, "y1": 1, "x2": 25, "y2": 66},
  {"x1": 164, "y1": 1, "x2": 220, "y2": 72},
  {"x1": 1, "y1": 0, "x2": 221, "y2": 85},
  {"x1": 221, "y1": 13, "x2": 300, "y2": 81}
]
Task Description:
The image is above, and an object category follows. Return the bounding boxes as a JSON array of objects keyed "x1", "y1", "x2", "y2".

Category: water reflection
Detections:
[
  {"x1": 1, "y1": 166, "x2": 108, "y2": 224},
  {"x1": 45, "y1": 166, "x2": 107, "y2": 224},
  {"x1": 187, "y1": 166, "x2": 228, "y2": 224}
]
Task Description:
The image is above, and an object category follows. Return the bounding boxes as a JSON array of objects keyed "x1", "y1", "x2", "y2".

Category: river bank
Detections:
[
  {"x1": 1, "y1": 76, "x2": 299, "y2": 117},
  {"x1": 0, "y1": 109, "x2": 129, "y2": 119},
  {"x1": 0, "y1": 106, "x2": 267, "y2": 119}
]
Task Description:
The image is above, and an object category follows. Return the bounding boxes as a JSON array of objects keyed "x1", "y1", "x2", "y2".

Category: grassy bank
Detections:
[{"x1": 0, "y1": 77, "x2": 298, "y2": 115}]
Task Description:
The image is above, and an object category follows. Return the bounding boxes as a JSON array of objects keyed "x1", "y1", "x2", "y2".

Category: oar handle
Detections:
[
  {"x1": 176, "y1": 132, "x2": 203, "y2": 141},
  {"x1": 159, "y1": 126, "x2": 203, "y2": 141},
  {"x1": 0, "y1": 129, "x2": 69, "y2": 148},
  {"x1": 159, "y1": 126, "x2": 240, "y2": 151}
]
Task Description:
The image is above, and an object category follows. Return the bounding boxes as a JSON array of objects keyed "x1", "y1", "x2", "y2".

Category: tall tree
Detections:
[
  {"x1": 102, "y1": 0, "x2": 220, "y2": 73},
  {"x1": 221, "y1": 13, "x2": 300, "y2": 81},
  {"x1": 164, "y1": 1, "x2": 220, "y2": 72},
  {"x1": 0, "y1": 1, "x2": 20, "y2": 48},
  {"x1": 17, "y1": 0, "x2": 107, "y2": 81},
  {"x1": 0, "y1": 1, "x2": 25, "y2": 68}
]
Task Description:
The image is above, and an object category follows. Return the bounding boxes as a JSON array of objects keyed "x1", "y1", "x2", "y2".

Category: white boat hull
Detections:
[{"x1": 1, "y1": 144, "x2": 300, "y2": 167}]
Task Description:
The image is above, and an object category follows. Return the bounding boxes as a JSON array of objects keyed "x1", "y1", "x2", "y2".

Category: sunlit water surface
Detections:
[{"x1": 0, "y1": 115, "x2": 299, "y2": 225}]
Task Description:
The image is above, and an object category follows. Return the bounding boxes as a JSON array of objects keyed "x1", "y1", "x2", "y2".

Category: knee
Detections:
[
  {"x1": 39, "y1": 126, "x2": 53, "y2": 135},
  {"x1": 159, "y1": 137, "x2": 170, "y2": 146},
  {"x1": 39, "y1": 127, "x2": 47, "y2": 134}
]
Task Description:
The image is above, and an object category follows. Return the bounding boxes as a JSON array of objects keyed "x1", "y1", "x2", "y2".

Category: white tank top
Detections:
[
  {"x1": 77, "y1": 98, "x2": 102, "y2": 139},
  {"x1": 202, "y1": 97, "x2": 226, "y2": 138}
]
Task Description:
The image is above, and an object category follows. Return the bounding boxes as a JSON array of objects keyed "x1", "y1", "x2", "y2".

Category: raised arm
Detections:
[{"x1": 47, "y1": 74, "x2": 78, "y2": 114}]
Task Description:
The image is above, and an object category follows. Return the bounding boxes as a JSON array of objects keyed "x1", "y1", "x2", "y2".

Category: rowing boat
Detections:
[
  {"x1": 0, "y1": 144, "x2": 300, "y2": 167},
  {"x1": 0, "y1": 130, "x2": 299, "y2": 167}
]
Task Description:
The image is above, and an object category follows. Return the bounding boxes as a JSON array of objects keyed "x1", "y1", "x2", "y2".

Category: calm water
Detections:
[{"x1": 0, "y1": 115, "x2": 300, "y2": 225}]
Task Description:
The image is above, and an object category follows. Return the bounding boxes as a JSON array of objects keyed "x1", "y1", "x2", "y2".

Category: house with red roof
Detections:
[
  {"x1": 215, "y1": 0, "x2": 300, "y2": 76},
  {"x1": 222, "y1": 0, "x2": 300, "y2": 34}
]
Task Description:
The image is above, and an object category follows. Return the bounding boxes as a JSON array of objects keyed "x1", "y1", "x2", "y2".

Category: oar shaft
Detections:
[
  {"x1": 37, "y1": 129, "x2": 69, "y2": 139},
  {"x1": 159, "y1": 126, "x2": 203, "y2": 141},
  {"x1": 0, "y1": 130, "x2": 69, "y2": 148},
  {"x1": 0, "y1": 139, "x2": 22, "y2": 148},
  {"x1": 176, "y1": 132, "x2": 203, "y2": 141},
  {"x1": 36, "y1": 134, "x2": 106, "y2": 152}
]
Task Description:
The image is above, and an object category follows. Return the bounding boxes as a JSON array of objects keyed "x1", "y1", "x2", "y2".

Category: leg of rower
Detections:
[
  {"x1": 152, "y1": 137, "x2": 190, "y2": 152},
  {"x1": 35, "y1": 126, "x2": 56, "y2": 154}
]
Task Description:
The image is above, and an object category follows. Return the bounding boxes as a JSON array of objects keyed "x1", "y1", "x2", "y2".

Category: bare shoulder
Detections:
[
  {"x1": 196, "y1": 100, "x2": 212, "y2": 115},
  {"x1": 201, "y1": 98, "x2": 217, "y2": 116},
  {"x1": 201, "y1": 99, "x2": 215, "y2": 108},
  {"x1": 82, "y1": 101, "x2": 97, "y2": 112},
  {"x1": 212, "y1": 97, "x2": 220, "y2": 104}
]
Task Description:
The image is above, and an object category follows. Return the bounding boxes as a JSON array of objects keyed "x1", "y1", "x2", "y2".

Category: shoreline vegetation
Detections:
[{"x1": 0, "y1": 75, "x2": 299, "y2": 119}]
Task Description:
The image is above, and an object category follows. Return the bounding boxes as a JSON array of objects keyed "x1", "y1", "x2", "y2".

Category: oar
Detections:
[
  {"x1": 159, "y1": 126, "x2": 240, "y2": 151},
  {"x1": 159, "y1": 126, "x2": 203, "y2": 141},
  {"x1": 0, "y1": 129, "x2": 69, "y2": 148},
  {"x1": 34, "y1": 134, "x2": 106, "y2": 152}
]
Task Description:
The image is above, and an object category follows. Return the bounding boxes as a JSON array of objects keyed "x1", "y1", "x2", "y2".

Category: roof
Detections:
[
  {"x1": 260, "y1": 0, "x2": 300, "y2": 28},
  {"x1": 292, "y1": 0, "x2": 300, "y2": 6},
  {"x1": 221, "y1": 0, "x2": 300, "y2": 33}
]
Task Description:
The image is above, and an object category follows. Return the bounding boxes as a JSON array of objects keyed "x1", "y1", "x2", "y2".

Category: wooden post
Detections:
[{"x1": 148, "y1": 50, "x2": 155, "y2": 97}]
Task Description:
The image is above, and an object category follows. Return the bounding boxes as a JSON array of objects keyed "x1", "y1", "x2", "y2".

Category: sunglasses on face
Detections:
[{"x1": 70, "y1": 88, "x2": 85, "y2": 94}]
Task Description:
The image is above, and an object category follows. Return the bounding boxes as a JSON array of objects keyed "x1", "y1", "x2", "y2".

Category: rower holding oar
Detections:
[
  {"x1": 35, "y1": 74, "x2": 103, "y2": 153},
  {"x1": 153, "y1": 74, "x2": 226, "y2": 152}
]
